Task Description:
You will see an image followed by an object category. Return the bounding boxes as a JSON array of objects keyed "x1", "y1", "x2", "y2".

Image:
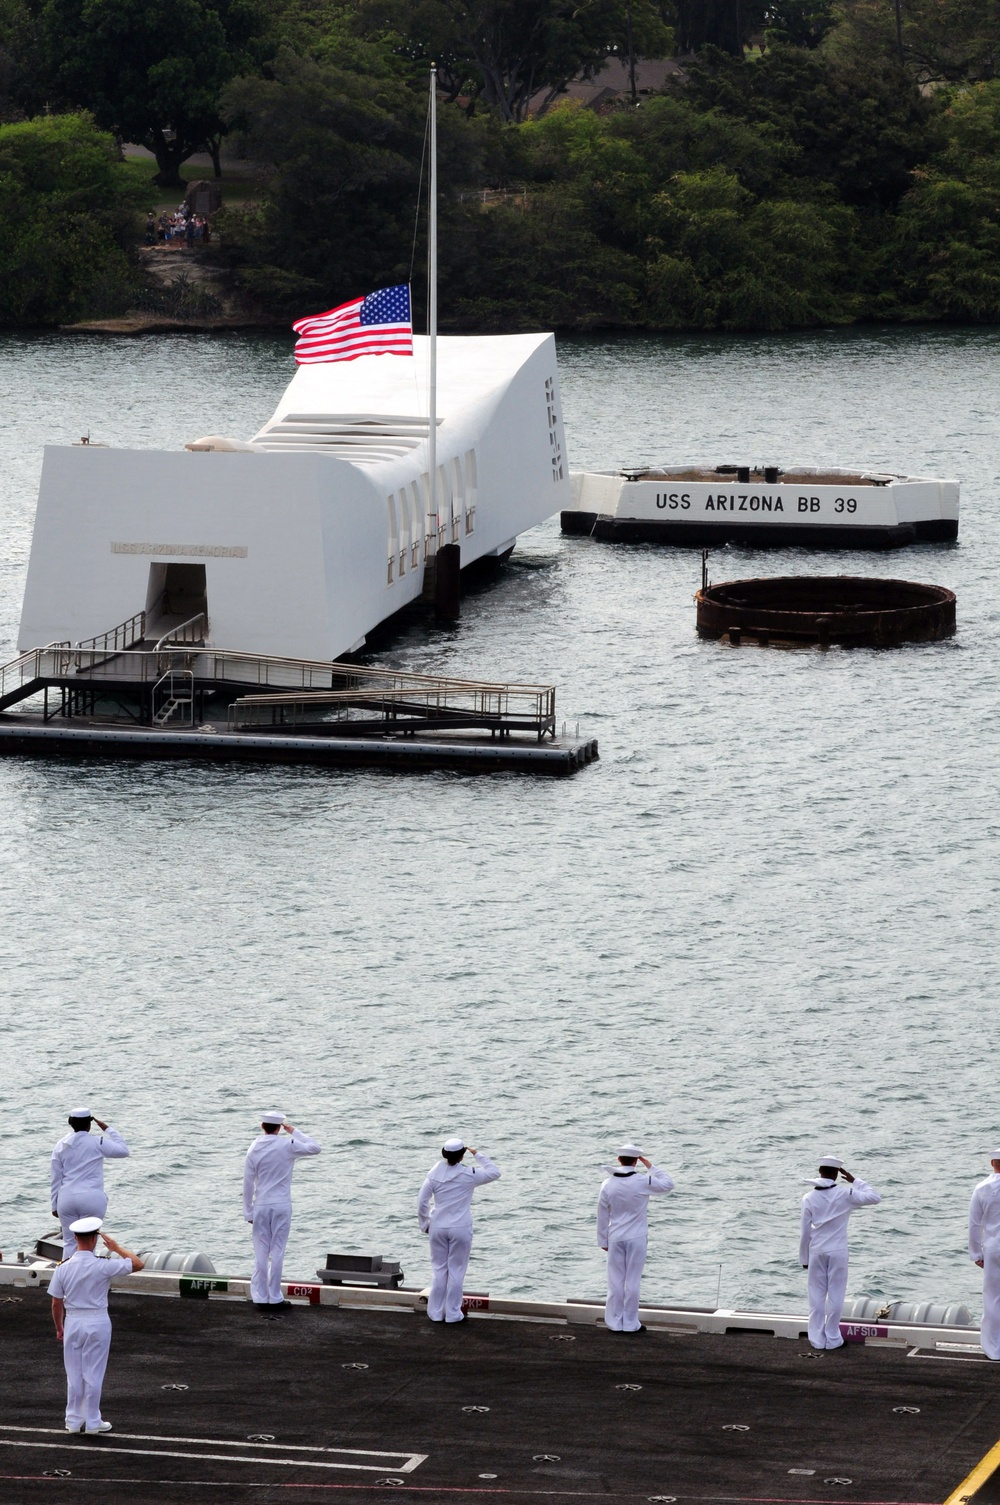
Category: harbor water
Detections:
[{"x1": 0, "y1": 326, "x2": 996, "y2": 1316}]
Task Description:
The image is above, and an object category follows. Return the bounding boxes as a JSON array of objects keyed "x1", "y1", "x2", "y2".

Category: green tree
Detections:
[
  {"x1": 0, "y1": 112, "x2": 138, "y2": 322},
  {"x1": 890, "y1": 81, "x2": 1000, "y2": 317},
  {"x1": 357, "y1": 0, "x2": 672, "y2": 120},
  {"x1": 683, "y1": 45, "x2": 934, "y2": 206},
  {"x1": 0, "y1": 0, "x2": 46, "y2": 119},
  {"x1": 672, "y1": 0, "x2": 768, "y2": 56},
  {"x1": 41, "y1": 0, "x2": 270, "y2": 185},
  {"x1": 764, "y1": 0, "x2": 836, "y2": 49},
  {"x1": 219, "y1": 48, "x2": 485, "y2": 313},
  {"x1": 833, "y1": 0, "x2": 1000, "y2": 81},
  {"x1": 644, "y1": 167, "x2": 858, "y2": 326}
]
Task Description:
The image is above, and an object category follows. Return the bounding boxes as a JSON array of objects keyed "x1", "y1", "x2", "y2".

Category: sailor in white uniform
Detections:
[
  {"x1": 243, "y1": 1112, "x2": 321, "y2": 1310},
  {"x1": 48, "y1": 1216, "x2": 144, "y2": 1433},
  {"x1": 50, "y1": 1109, "x2": 130, "y2": 1258},
  {"x1": 417, "y1": 1138, "x2": 500, "y2": 1323},
  {"x1": 597, "y1": 1144, "x2": 674, "y2": 1333},
  {"x1": 968, "y1": 1151, "x2": 1000, "y2": 1360},
  {"x1": 800, "y1": 1157, "x2": 881, "y2": 1350}
]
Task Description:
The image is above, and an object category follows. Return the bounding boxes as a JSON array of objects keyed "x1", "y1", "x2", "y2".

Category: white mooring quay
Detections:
[{"x1": 563, "y1": 464, "x2": 959, "y2": 549}]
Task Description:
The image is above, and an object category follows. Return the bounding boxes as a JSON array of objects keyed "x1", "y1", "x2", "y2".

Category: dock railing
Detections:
[
  {"x1": 0, "y1": 639, "x2": 72, "y2": 708},
  {"x1": 226, "y1": 681, "x2": 558, "y2": 739},
  {"x1": 0, "y1": 637, "x2": 557, "y2": 737}
]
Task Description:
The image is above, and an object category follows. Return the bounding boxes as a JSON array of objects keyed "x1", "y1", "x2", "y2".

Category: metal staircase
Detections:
[{"x1": 152, "y1": 670, "x2": 195, "y2": 726}]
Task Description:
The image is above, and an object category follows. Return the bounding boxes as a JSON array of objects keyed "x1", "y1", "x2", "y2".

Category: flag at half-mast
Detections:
[{"x1": 292, "y1": 284, "x2": 413, "y2": 364}]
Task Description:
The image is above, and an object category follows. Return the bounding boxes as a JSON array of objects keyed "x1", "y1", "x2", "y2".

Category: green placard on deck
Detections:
[{"x1": 179, "y1": 1277, "x2": 229, "y2": 1299}]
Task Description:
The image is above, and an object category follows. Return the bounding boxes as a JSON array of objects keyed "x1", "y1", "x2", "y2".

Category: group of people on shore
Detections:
[
  {"x1": 40, "y1": 1108, "x2": 1000, "y2": 1434},
  {"x1": 143, "y1": 208, "x2": 211, "y2": 248}
]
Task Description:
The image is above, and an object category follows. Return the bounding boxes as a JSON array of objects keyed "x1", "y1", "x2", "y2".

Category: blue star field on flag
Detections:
[{"x1": 360, "y1": 285, "x2": 411, "y2": 326}]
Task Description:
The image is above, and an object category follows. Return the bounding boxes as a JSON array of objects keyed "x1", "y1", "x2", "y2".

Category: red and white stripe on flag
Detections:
[{"x1": 292, "y1": 284, "x2": 413, "y2": 364}]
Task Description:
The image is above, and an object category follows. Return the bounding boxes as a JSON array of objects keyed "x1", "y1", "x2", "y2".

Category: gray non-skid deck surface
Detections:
[{"x1": 1, "y1": 1293, "x2": 998, "y2": 1504}]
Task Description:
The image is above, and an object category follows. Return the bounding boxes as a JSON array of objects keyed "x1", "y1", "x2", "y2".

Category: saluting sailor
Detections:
[
  {"x1": 417, "y1": 1138, "x2": 500, "y2": 1324},
  {"x1": 968, "y1": 1151, "x2": 1000, "y2": 1360},
  {"x1": 243, "y1": 1112, "x2": 321, "y2": 1311},
  {"x1": 50, "y1": 1109, "x2": 130, "y2": 1258},
  {"x1": 800, "y1": 1156, "x2": 881, "y2": 1350},
  {"x1": 597, "y1": 1144, "x2": 674, "y2": 1333},
  {"x1": 48, "y1": 1216, "x2": 144, "y2": 1434}
]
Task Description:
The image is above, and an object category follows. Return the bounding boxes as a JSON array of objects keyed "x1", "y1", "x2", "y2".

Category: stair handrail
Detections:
[
  {"x1": 153, "y1": 613, "x2": 207, "y2": 653},
  {"x1": 74, "y1": 610, "x2": 146, "y2": 659},
  {"x1": 0, "y1": 639, "x2": 72, "y2": 700}
]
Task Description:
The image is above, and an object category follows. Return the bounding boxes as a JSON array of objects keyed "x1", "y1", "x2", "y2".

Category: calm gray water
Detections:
[{"x1": 0, "y1": 325, "x2": 996, "y2": 1317}]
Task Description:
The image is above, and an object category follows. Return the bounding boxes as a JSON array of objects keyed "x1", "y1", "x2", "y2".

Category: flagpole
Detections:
[{"x1": 428, "y1": 64, "x2": 438, "y2": 549}]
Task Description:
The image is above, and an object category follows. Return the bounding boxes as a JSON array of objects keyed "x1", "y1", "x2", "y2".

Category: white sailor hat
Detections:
[
  {"x1": 442, "y1": 1137, "x2": 465, "y2": 1153},
  {"x1": 69, "y1": 1107, "x2": 91, "y2": 1119},
  {"x1": 618, "y1": 1144, "x2": 644, "y2": 1158},
  {"x1": 261, "y1": 1111, "x2": 285, "y2": 1125},
  {"x1": 69, "y1": 1216, "x2": 102, "y2": 1234},
  {"x1": 818, "y1": 1155, "x2": 844, "y2": 1169}
]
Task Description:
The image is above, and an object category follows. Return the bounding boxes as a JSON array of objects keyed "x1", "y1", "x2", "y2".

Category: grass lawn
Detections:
[{"x1": 115, "y1": 156, "x2": 263, "y2": 214}]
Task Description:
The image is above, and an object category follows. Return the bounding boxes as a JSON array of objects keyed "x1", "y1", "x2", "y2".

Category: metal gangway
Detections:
[
  {"x1": 0, "y1": 612, "x2": 557, "y2": 739},
  {"x1": 226, "y1": 679, "x2": 557, "y2": 740}
]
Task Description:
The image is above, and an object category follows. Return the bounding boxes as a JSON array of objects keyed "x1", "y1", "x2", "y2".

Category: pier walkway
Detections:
[{"x1": 0, "y1": 614, "x2": 585, "y2": 771}]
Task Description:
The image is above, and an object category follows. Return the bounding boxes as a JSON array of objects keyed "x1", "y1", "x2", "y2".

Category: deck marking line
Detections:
[
  {"x1": 0, "y1": 1427, "x2": 424, "y2": 1468},
  {"x1": 944, "y1": 1433, "x2": 1000, "y2": 1505},
  {"x1": 907, "y1": 1350, "x2": 989, "y2": 1364},
  {"x1": 0, "y1": 1439, "x2": 423, "y2": 1472}
]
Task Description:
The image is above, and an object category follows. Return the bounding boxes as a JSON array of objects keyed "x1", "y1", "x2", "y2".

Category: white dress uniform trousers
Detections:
[
  {"x1": 799, "y1": 1177, "x2": 881, "y2": 1349},
  {"x1": 597, "y1": 1165, "x2": 675, "y2": 1332},
  {"x1": 243, "y1": 1129, "x2": 321, "y2": 1305},
  {"x1": 50, "y1": 1126, "x2": 130, "y2": 1257},
  {"x1": 417, "y1": 1152, "x2": 501, "y2": 1322},
  {"x1": 968, "y1": 1172, "x2": 1000, "y2": 1359},
  {"x1": 48, "y1": 1250, "x2": 134, "y2": 1430}
]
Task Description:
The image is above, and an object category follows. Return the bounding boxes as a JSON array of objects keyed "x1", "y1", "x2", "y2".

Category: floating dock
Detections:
[
  {"x1": 2, "y1": 1271, "x2": 1000, "y2": 1504},
  {"x1": 0, "y1": 627, "x2": 597, "y2": 776},
  {"x1": 0, "y1": 718, "x2": 597, "y2": 775}
]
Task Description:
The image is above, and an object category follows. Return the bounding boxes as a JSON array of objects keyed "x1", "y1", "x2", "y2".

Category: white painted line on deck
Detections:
[
  {"x1": 0, "y1": 1427, "x2": 427, "y2": 1472},
  {"x1": 906, "y1": 1346, "x2": 988, "y2": 1363}
]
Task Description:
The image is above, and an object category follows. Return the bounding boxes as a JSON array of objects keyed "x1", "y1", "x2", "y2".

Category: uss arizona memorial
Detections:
[{"x1": 18, "y1": 333, "x2": 570, "y2": 661}]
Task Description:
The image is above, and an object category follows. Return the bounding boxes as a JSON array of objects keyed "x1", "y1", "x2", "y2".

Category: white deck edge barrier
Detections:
[{"x1": 0, "y1": 1259, "x2": 980, "y2": 1351}]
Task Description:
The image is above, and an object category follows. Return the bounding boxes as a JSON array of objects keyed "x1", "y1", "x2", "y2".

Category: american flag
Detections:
[{"x1": 292, "y1": 284, "x2": 413, "y2": 364}]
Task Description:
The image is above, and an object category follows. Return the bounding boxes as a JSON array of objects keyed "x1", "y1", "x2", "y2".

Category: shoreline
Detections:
[
  {"x1": 53, "y1": 312, "x2": 966, "y2": 338},
  {"x1": 59, "y1": 314, "x2": 284, "y2": 335}
]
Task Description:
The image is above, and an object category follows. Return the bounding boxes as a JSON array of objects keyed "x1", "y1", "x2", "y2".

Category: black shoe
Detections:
[
  {"x1": 254, "y1": 1302, "x2": 271, "y2": 1311},
  {"x1": 626, "y1": 1325, "x2": 647, "y2": 1334},
  {"x1": 271, "y1": 1299, "x2": 293, "y2": 1310}
]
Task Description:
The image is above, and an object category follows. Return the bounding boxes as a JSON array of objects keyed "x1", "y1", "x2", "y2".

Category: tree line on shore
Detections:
[{"x1": 1, "y1": 0, "x2": 1000, "y2": 330}]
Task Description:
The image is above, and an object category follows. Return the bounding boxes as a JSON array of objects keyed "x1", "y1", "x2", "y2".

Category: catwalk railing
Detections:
[
  {"x1": 227, "y1": 682, "x2": 557, "y2": 739},
  {"x1": 0, "y1": 637, "x2": 557, "y2": 737}
]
